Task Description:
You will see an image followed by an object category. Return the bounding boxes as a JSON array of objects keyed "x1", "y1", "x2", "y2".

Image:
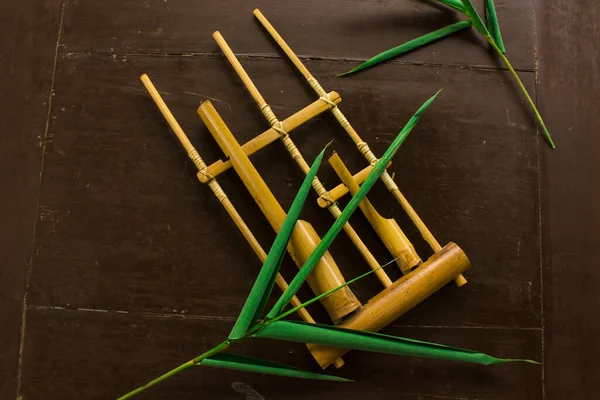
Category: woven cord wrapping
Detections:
[
  {"x1": 188, "y1": 148, "x2": 227, "y2": 202},
  {"x1": 261, "y1": 102, "x2": 335, "y2": 206}
]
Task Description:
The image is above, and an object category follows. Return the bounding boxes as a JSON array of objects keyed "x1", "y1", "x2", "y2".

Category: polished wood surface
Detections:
[{"x1": 1, "y1": 0, "x2": 597, "y2": 398}]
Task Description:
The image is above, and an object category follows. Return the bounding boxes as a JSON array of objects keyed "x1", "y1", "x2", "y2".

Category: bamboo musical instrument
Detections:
[
  {"x1": 253, "y1": 8, "x2": 467, "y2": 287},
  {"x1": 197, "y1": 100, "x2": 361, "y2": 322},
  {"x1": 212, "y1": 31, "x2": 393, "y2": 287},
  {"x1": 139, "y1": 74, "x2": 316, "y2": 326},
  {"x1": 307, "y1": 242, "x2": 471, "y2": 369},
  {"x1": 329, "y1": 153, "x2": 421, "y2": 273}
]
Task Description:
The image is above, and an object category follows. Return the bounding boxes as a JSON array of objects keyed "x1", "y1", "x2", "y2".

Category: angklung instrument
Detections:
[{"x1": 140, "y1": 8, "x2": 471, "y2": 370}]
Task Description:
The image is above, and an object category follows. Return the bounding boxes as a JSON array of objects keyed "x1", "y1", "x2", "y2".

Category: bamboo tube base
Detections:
[{"x1": 306, "y1": 242, "x2": 470, "y2": 369}]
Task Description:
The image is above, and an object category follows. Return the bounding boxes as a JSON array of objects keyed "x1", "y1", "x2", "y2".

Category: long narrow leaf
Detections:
[
  {"x1": 229, "y1": 145, "x2": 328, "y2": 339},
  {"x1": 255, "y1": 321, "x2": 539, "y2": 365},
  {"x1": 485, "y1": 0, "x2": 505, "y2": 53},
  {"x1": 267, "y1": 92, "x2": 441, "y2": 319},
  {"x1": 459, "y1": 0, "x2": 490, "y2": 36},
  {"x1": 432, "y1": 0, "x2": 467, "y2": 12},
  {"x1": 339, "y1": 21, "x2": 472, "y2": 76},
  {"x1": 199, "y1": 353, "x2": 350, "y2": 382}
]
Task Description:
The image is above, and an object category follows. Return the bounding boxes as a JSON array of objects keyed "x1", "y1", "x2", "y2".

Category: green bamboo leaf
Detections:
[
  {"x1": 433, "y1": 0, "x2": 467, "y2": 12},
  {"x1": 228, "y1": 145, "x2": 329, "y2": 340},
  {"x1": 459, "y1": 0, "x2": 490, "y2": 36},
  {"x1": 485, "y1": 0, "x2": 505, "y2": 53},
  {"x1": 266, "y1": 91, "x2": 441, "y2": 319},
  {"x1": 339, "y1": 20, "x2": 472, "y2": 76},
  {"x1": 255, "y1": 321, "x2": 539, "y2": 365},
  {"x1": 199, "y1": 353, "x2": 351, "y2": 382}
]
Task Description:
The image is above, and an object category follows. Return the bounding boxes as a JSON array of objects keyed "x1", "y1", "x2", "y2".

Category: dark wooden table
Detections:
[{"x1": 1, "y1": 1, "x2": 597, "y2": 398}]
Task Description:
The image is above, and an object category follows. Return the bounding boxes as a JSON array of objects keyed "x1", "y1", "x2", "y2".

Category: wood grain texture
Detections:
[
  {"x1": 60, "y1": 0, "x2": 534, "y2": 70},
  {"x1": 0, "y1": 0, "x2": 63, "y2": 397},
  {"x1": 537, "y1": 0, "x2": 600, "y2": 398},
  {"x1": 28, "y1": 54, "x2": 541, "y2": 331},
  {"x1": 20, "y1": 308, "x2": 541, "y2": 399}
]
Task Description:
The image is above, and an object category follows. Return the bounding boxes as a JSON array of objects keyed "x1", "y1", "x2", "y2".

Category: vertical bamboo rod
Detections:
[
  {"x1": 213, "y1": 31, "x2": 392, "y2": 287},
  {"x1": 252, "y1": 10, "x2": 466, "y2": 287},
  {"x1": 139, "y1": 73, "x2": 316, "y2": 324}
]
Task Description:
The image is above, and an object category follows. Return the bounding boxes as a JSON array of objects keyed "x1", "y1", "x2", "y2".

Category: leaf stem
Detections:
[
  {"x1": 117, "y1": 340, "x2": 230, "y2": 400},
  {"x1": 486, "y1": 36, "x2": 555, "y2": 148}
]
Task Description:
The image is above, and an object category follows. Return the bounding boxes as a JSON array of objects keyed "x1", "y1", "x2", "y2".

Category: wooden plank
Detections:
[
  {"x1": 29, "y1": 54, "x2": 541, "y2": 330},
  {"x1": 20, "y1": 308, "x2": 542, "y2": 399},
  {"x1": 0, "y1": 0, "x2": 63, "y2": 397},
  {"x1": 537, "y1": 0, "x2": 600, "y2": 398},
  {"x1": 60, "y1": 0, "x2": 534, "y2": 70}
]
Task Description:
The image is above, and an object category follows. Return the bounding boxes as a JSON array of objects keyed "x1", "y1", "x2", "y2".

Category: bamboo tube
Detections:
[
  {"x1": 213, "y1": 31, "x2": 392, "y2": 288},
  {"x1": 253, "y1": 9, "x2": 466, "y2": 287},
  {"x1": 197, "y1": 91, "x2": 342, "y2": 183},
  {"x1": 329, "y1": 153, "x2": 421, "y2": 273},
  {"x1": 198, "y1": 100, "x2": 361, "y2": 321},
  {"x1": 307, "y1": 242, "x2": 471, "y2": 369},
  {"x1": 139, "y1": 73, "x2": 316, "y2": 325}
]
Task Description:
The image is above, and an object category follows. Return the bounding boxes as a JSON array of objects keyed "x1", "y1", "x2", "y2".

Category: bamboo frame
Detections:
[
  {"x1": 139, "y1": 74, "x2": 317, "y2": 325},
  {"x1": 213, "y1": 31, "x2": 393, "y2": 287},
  {"x1": 197, "y1": 100, "x2": 361, "y2": 322},
  {"x1": 329, "y1": 153, "x2": 421, "y2": 273},
  {"x1": 253, "y1": 8, "x2": 467, "y2": 287}
]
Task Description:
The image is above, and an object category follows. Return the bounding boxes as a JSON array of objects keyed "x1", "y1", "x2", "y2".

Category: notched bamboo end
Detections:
[{"x1": 454, "y1": 274, "x2": 468, "y2": 287}]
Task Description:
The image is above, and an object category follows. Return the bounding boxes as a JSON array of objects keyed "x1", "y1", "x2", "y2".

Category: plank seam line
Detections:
[
  {"x1": 56, "y1": 49, "x2": 535, "y2": 74},
  {"x1": 25, "y1": 305, "x2": 542, "y2": 331},
  {"x1": 403, "y1": 393, "x2": 468, "y2": 400},
  {"x1": 16, "y1": 1, "x2": 66, "y2": 395},
  {"x1": 531, "y1": 1, "x2": 546, "y2": 398},
  {"x1": 389, "y1": 324, "x2": 542, "y2": 331},
  {"x1": 26, "y1": 305, "x2": 238, "y2": 322}
]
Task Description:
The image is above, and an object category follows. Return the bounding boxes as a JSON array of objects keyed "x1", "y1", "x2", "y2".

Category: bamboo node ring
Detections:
[
  {"x1": 311, "y1": 177, "x2": 334, "y2": 205},
  {"x1": 307, "y1": 77, "x2": 327, "y2": 96},
  {"x1": 188, "y1": 148, "x2": 211, "y2": 171},
  {"x1": 281, "y1": 135, "x2": 302, "y2": 160},
  {"x1": 261, "y1": 104, "x2": 279, "y2": 127},
  {"x1": 210, "y1": 181, "x2": 228, "y2": 202},
  {"x1": 357, "y1": 142, "x2": 378, "y2": 165}
]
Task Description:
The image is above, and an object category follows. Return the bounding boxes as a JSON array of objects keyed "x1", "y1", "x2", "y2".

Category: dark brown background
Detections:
[{"x1": 1, "y1": 0, "x2": 597, "y2": 399}]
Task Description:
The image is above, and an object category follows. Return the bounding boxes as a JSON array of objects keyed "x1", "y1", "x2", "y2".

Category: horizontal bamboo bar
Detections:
[
  {"x1": 213, "y1": 31, "x2": 393, "y2": 288},
  {"x1": 329, "y1": 153, "x2": 421, "y2": 273},
  {"x1": 253, "y1": 8, "x2": 466, "y2": 286},
  {"x1": 139, "y1": 73, "x2": 315, "y2": 325},
  {"x1": 197, "y1": 91, "x2": 341, "y2": 183},
  {"x1": 198, "y1": 100, "x2": 361, "y2": 321},
  {"x1": 307, "y1": 242, "x2": 470, "y2": 369}
]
